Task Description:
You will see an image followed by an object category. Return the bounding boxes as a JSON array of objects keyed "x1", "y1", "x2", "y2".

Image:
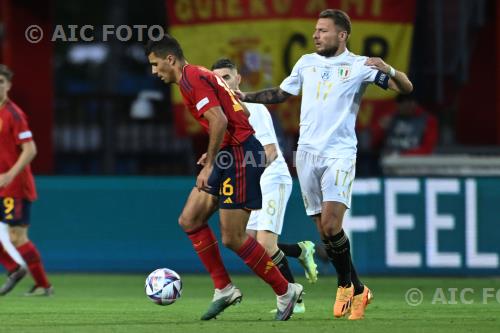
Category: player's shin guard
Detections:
[
  {"x1": 186, "y1": 225, "x2": 231, "y2": 290},
  {"x1": 323, "y1": 229, "x2": 352, "y2": 287},
  {"x1": 17, "y1": 241, "x2": 50, "y2": 288},
  {"x1": 237, "y1": 237, "x2": 288, "y2": 295}
]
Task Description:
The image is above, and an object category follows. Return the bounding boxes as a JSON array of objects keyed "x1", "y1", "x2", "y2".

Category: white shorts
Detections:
[
  {"x1": 246, "y1": 182, "x2": 292, "y2": 235},
  {"x1": 295, "y1": 150, "x2": 356, "y2": 216}
]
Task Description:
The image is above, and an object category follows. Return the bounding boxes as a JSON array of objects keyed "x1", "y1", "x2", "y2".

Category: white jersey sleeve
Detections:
[
  {"x1": 358, "y1": 56, "x2": 379, "y2": 82},
  {"x1": 358, "y1": 56, "x2": 390, "y2": 88},
  {"x1": 279, "y1": 56, "x2": 304, "y2": 96}
]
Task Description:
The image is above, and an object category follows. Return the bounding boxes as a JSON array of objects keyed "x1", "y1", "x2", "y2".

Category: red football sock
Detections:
[
  {"x1": 0, "y1": 244, "x2": 18, "y2": 272},
  {"x1": 186, "y1": 225, "x2": 231, "y2": 290},
  {"x1": 237, "y1": 236, "x2": 288, "y2": 296},
  {"x1": 17, "y1": 241, "x2": 50, "y2": 288}
]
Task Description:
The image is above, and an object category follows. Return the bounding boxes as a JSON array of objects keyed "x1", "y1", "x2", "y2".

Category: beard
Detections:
[{"x1": 316, "y1": 44, "x2": 339, "y2": 58}]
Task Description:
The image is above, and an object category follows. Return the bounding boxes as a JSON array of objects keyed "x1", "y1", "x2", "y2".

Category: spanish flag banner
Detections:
[{"x1": 166, "y1": 0, "x2": 415, "y2": 136}]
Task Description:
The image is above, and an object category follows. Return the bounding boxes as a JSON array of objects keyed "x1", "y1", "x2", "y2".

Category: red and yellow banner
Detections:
[{"x1": 166, "y1": 0, "x2": 415, "y2": 136}]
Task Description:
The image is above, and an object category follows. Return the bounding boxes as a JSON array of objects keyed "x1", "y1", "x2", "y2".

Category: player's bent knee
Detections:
[
  {"x1": 320, "y1": 215, "x2": 344, "y2": 236},
  {"x1": 220, "y1": 236, "x2": 236, "y2": 250},
  {"x1": 178, "y1": 215, "x2": 188, "y2": 230},
  {"x1": 221, "y1": 234, "x2": 244, "y2": 251},
  {"x1": 178, "y1": 215, "x2": 203, "y2": 231},
  {"x1": 261, "y1": 242, "x2": 278, "y2": 256},
  {"x1": 321, "y1": 220, "x2": 343, "y2": 237},
  {"x1": 255, "y1": 234, "x2": 278, "y2": 255},
  {"x1": 10, "y1": 234, "x2": 28, "y2": 247},
  {"x1": 12, "y1": 238, "x2": 28, "y2": 247},
  {"x1": 8, "y1": 227, "x2": 28, "y2": 246}
]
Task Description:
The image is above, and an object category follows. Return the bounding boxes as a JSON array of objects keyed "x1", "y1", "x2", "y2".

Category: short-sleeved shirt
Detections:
[
  {"x1": 280, "y1": 49, "x2": 389, "y2": 158},
  {"x1": 244, "y1": 102, "x2": 292, "y2": 185},
  {"x1": 179, "y1": 64, "x2": 254, "y2": 147},
  {"x1": 0, "y1": 100, "x2": 37, "y2": 201}
]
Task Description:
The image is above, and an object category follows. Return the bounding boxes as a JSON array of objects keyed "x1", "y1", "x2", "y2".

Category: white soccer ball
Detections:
[{"x1": 145, "y1": 268, "x2": 182, "y2": 305}]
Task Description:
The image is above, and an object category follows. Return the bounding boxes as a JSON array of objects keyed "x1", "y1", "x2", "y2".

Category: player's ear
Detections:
[
  {"x1": 167, "y1": 54, "x2": 175, "y2": 66},
  {"x1": 236, "y1": 74, "x2": 241, "y2": 86},
  {"x1": 339, "y1": 31, "x2": 348, "y2": 42}
]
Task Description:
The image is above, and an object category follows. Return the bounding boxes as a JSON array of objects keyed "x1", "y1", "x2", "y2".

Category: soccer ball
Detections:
[{"x1": 145, "y1": 268, "x2": 182, "y2": 305}]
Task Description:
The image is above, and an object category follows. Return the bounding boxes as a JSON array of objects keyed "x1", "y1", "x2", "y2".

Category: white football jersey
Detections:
[
  {"x1": 245, "y1": 102, "x2": 292, "y2": 185},
  {"x1": 280, "y1": 49, "x2": 387, "y2": 158}
]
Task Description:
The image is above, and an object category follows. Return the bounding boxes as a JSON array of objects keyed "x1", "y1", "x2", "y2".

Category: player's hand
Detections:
[
  {"x1": 197, "y1": 153, "x2": 208, "y2": 166},
  {"x1": 365, "y1": 57, "x2": 391, "y2": 74},
  {"x1": 0, "y1": 172, "x2": 14, "y2": 188},
  {"x1": 234, "y1": 90, "x2": 246, "y2": 101},
  {"x1": 196, "y1": 164, "x2": 213, "y2": 191}
]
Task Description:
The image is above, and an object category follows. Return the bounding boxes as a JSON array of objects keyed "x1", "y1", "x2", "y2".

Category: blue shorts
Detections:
[
  {"x1": 205, "y1": 135, "x2": 265, "y2": 210},
  {"x1": 0, "y1": 197, "x2": 32, "y2": 226}
]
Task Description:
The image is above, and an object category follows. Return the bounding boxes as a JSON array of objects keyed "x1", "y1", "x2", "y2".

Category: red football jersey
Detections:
[
  {"x1": 179, "y1": 64, "x2": 254, "y2": 147},
  {"x1": 0, "y1": 100, "x2": 37, "y2": 201}
]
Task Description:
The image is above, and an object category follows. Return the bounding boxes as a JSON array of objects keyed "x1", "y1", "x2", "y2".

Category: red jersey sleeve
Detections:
[
  {"x1": 11, "y1": 111, "x2": 33, "y2": 145},
  {"x1": 179, "y1": 65, "x2": 254, "y2": 146},
  {"x1": 180, "y1": 66, "x2": 221, "y2": 118}
]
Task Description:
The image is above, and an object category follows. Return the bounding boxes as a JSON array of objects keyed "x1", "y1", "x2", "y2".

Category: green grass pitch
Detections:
[{"x1": 0, "y1": 274, "x2": 499, "y2": 332}]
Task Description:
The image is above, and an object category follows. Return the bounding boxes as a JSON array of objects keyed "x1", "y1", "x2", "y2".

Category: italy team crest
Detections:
[
  {"x1": 321, "y1": 70, "x2": 332, "y2": 81},
  {"x1": 338, "y1": 66, "x2": 351, "y2": 80}
]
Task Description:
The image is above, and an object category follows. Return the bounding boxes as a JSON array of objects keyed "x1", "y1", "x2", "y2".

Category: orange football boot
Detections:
[
  {"x1": 333, "y1": 284, "x2": 354, "y2": 318},
  {"x1": 348, "y1": 286, "x2": 373, "y2": 320}
]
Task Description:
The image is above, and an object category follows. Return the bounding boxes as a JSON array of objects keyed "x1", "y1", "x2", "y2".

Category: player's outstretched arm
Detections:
[
  {"x1": 365, "y1": 57, "x2": 413, "y2": 94},
  {"x1": 236, "y1": 87, "x2": 292, "y2": 104}
]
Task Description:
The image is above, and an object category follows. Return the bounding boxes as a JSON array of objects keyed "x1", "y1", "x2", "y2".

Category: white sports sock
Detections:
[{"x1": 0, "y1": 222, "x2": 26, "y2": 268}]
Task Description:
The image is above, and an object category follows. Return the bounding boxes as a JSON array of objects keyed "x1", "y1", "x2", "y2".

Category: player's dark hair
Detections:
[
  {"x1": 145, "y1": 34, "x2": 185, "y2": 60},
  {"x1": 211, "y1": 58, "x2": 237, "y2": 71},
  {"x1": 0, "y1": 64, "x2": 13, "y2": 81},
  {"x1": 319, "y1": 9, "x2": 351, "y2": 35}
]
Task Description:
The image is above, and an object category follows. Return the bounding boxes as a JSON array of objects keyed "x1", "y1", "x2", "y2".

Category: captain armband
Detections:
[{"x1": 374, "y1": 71, "x2": 390, "y2": 90}]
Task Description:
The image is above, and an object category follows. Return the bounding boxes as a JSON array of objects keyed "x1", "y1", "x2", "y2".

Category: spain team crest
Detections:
[{"x1": 338, "y1": 66, "x2": 351, "y2": 80}]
